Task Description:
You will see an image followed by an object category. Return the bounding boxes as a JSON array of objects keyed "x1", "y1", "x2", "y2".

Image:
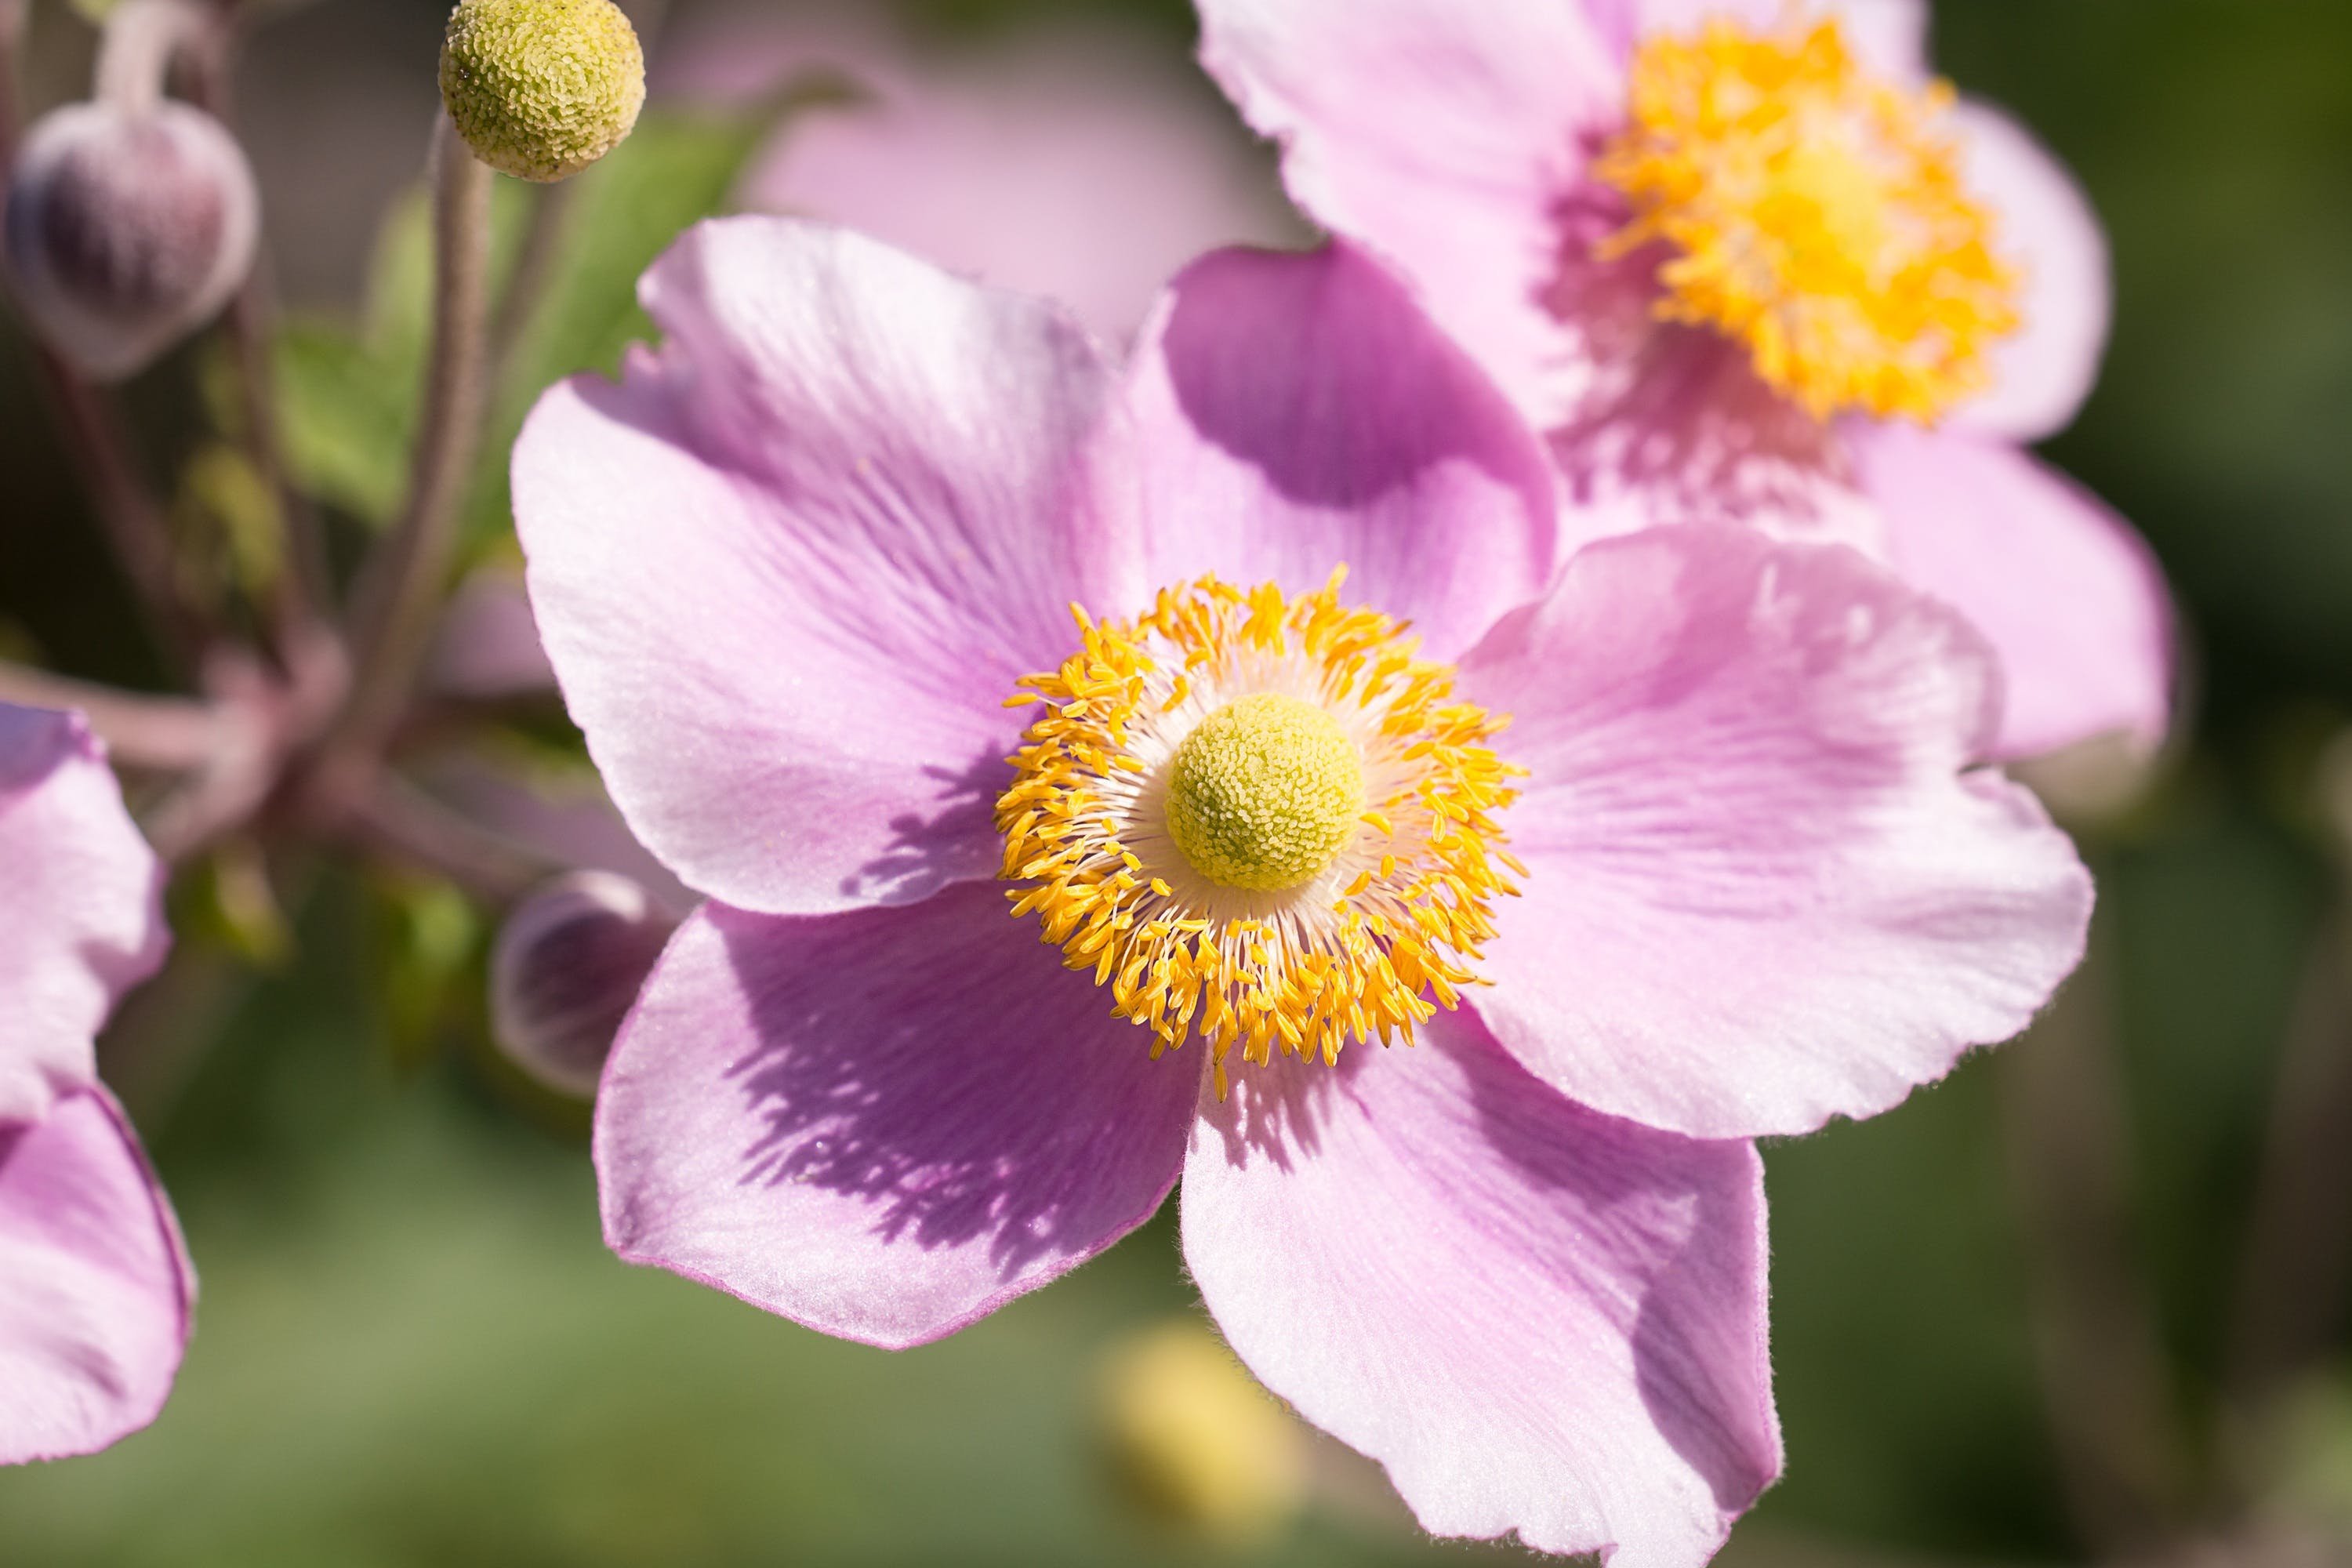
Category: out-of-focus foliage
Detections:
[{"x1": 266, "y1": 102, "x2": 785, "y2": 552}]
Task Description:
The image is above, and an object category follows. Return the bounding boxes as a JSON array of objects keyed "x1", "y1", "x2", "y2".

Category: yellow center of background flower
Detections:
[
  {"x1": 1593, "y1": 17, "x2": 2021, "y2": 423},
  {"x1": 996, "y1": 572, "x2": 1523, "y2": 1094},
  {"x1": 1164, "y1": 693, "x2": 1366, "y2": 891}
]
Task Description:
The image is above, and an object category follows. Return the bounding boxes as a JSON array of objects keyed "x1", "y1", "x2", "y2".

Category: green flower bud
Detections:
[{"x1": 438, "y1": 0, "x2": 645, "y2": 183}]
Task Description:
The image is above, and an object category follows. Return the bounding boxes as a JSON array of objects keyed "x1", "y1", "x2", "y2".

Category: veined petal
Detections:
[
  {"x1": 1947, "y1": 101, "x2": 2112, "y2": 443},
  {"x1": 1462, "y1": 525, "x2": 2092, "y2": 1139},
  {"x1": 1117, "y1": 244, "x2": 1558, "y2": 662},
  {"x1": 1853, "y1": 421, "x2": 2172, "y2": 760},
  {"x1": 514, "y1": 217, "x2": 1127, "y2": 917},
  {"x1": 1183, "y1": 1007, "x2": 1777, "y2": 1567},
  {"x1": 594, "y1": 887, "x2": 1197, "y2": 1349},
  {"x1": 0, "y1": 706, "x2": 166, "y2": 1125},
  {"x1": 1195, "y1": 0, "x2": 1620, "y2": 426},
  {"x1": 0, "y1": 1087, "x2": 192, "y2": 1465}
]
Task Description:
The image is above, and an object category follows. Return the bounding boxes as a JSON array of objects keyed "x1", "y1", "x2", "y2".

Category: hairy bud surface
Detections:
[
  {"x1": 440, "y1": 0, "x2": 646, "y2": 182},
  {"x1": 4, "y1": 101, "x2": 260, "y2": 379}
]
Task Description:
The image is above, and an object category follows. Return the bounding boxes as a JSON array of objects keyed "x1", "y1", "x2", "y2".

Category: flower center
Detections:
[
  {"x1": 996, "y1": 571, "x2": 1522, "y2": 1093},
  {"x1": 1165, "y1": 693, "x2": 1366, "y2": 892},
  {"x1": 1592, "y1": 17, "x2": 2020, "y2": 423}
]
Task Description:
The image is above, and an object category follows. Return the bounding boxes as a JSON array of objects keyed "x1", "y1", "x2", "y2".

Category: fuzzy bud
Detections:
[
  {"x1": 3, "y1": 100, "x2": 260, "y2": 380},
  {"x1": 490, "y1": 871, "x2": 673, "y2": 1098},
  {"x1": 439, "y1": 0, "x2": 646, "y2": 182}
]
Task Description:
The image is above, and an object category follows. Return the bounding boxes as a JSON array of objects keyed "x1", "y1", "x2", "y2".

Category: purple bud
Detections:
[
  {"x1": 3, "y1": 100, "x2": 260, "y2": 380},
  {"x1": 490, "y1": 872, "x2": 675, "y2": 1099}
]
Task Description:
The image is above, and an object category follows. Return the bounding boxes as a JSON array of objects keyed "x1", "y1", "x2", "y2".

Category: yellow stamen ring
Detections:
[
  {"x1": 1594, "y1": 17, "x2": 2021, "y2": 423},
  {"x1": 994, "y1": 570, "x2": 1523, "y2": 1095}
]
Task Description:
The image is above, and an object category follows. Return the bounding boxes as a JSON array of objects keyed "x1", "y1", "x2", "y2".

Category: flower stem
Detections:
[
  {"x1": 2224, "y1": 909, "x2": 2352, "y2": 1410},
  {"x1": 0, "y1": 661, "x2": 218, "y2": 770},
  {"x1": 0, "y1": 3, "x2": 206, "y2": 676},
  {"x1": 347, "y1": 777, "x2": 554, "y2": 906},
  {"x1": 30, "y1": 347, "x2": 208, "y2": 672},
  {"x1": 1997, "y1": 924, "x2": 2193, "y2": 1555},
  {"x1": 183, "y1": 6, "x2": 337, "y2": 670},
  {"x1": 95, "y1": 0, "x2": 213, "y2": 119},
  {"x1": 0, "y1": 0, "x2": 24, "y2": 132},
  {"x1": 329, "y1": 117, "x2": 495, "y2": 762}
]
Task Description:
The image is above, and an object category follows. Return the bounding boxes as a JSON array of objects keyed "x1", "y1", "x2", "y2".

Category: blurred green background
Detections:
[{"x1": 4, "y1": 1, "x2": 2352, "y2": 1563}]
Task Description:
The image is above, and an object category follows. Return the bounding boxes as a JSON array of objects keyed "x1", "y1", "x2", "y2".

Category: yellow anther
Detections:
[
  {"x1": 994, "y1": 574, "x2": 1519, "y2": 1087},
  {"x1": 1594, "y1": 17, "x2": 2020, "y2": 423}
]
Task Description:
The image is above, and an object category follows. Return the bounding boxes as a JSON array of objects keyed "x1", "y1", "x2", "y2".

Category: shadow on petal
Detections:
[
  {"x1": 842, "y1": 747, "x2": 1014, "y2": 906},
  {"x1": 708, "y1": 891, "x2": 1197, "y2": 1275}
]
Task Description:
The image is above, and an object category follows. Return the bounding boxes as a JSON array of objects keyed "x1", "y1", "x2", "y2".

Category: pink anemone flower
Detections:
[
  {"x1": 1196, "y1": 0, "x2": 2174, "y2": 761},
  {"x1": 0, "y1": 703, "x2": 190, "y2": 1465},
  {"x1": 514, "y1": 216, "x2": 2090, "y2": 1564}
]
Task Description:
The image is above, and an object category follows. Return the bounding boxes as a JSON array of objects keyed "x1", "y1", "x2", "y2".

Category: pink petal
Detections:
[
  {"x1": 1461, "y1": 525, "x2": 2092, "y2": 1138},
  {"x1": 1950, "y1": 101, "x2": 2111, "y2": 443},
  {"x1": 595, "y1": 885, "x2": 1197, "y2": 1349},
  {"x1": 514, "y1": 217, "x2": 1126, "y2": 916},
  {"x1": 0, "y1": 706, "x2": 166, "y2": 1125},
  {"x1": 696, "y1": 12, "x2": 1304, "y2": 345},
  {"x1": 1116, "y1": 244, "x2": 1558, "y2": 659},
  {"x1": 1546, "y1": 314, "x2": 1883, "y2": 551},
  {"x1": 1807, "y1": 0, "x2": 1930, "y2": 79},
  {"x1": 0, "y1": 1087, "x2": 192, "y2": 1465},
  {"x1": 1194, "y1": 0, "x2": 1621, "y2": 425},
  {"x1": 1853, "y1": 421, "x2": 2173, "y2": 760},
  {"x1": 1183, "y1": 1007, "x2": 1777, "y2": 1566}
]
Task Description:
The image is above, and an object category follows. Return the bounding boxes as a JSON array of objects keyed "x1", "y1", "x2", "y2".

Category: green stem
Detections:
[{"x1": 328, "y1": 117, "x2": 495, "y2": 764}]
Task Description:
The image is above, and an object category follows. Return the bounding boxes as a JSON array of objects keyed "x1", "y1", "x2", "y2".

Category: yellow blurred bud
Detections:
[
  {"x1": 438, "y1": 0, "x2": 644, "y2": 182},
  {"x1": 1096, "y1": 1318, "x2": 1307, "y2": 1541}
]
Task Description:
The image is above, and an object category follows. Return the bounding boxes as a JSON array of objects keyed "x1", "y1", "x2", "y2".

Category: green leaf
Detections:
[
  {"x1": 268, "y1": 180, "x2": 535, "y2": 529},
  {"x1": 271, "y1": 321, "x2": 414, "y2": 526}
]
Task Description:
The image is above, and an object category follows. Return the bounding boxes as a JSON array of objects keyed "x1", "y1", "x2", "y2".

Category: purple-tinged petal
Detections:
[
  {"x1": 1195, "y1": 0, "x2": 1620, "y2": 425},
  {"x1": 685, "y1": 11, "x2": 1306, "y2": 345},
  {"x1": 1546, "y1": 315, "x2": 1883, "y2": 551},
  {"x1": 1853, "y1": 422, "x2": 2173, "y2": 760},
  {"x1": 595, "y1": 885, "x2": 1197, "y2": 1349},
  {"x1": 1461, "y1": 525, "x2": 2092, "y2": 1139},
  {"x1": 492, "y1": 872, "x2": 677, "y2": 1101},
  {"x1": 1184, "y1": 1007, "x2": 1777, "y2": 1567},
  {"x1": 514, "y1": 217, "x2": 1125, "y2": 917},
  {"x1": 1950, "y1": 102, "x2": 2111, "y2": 443},
  {"x1": 1117, "y1": 244, "x2": 1558, "y2": 659},
  {"x1": 0, "y1": 706, "x2": 166, "y2": 1125},
  {"x1": 0, "y1": 1087, "x2": 192, "y2": 1465}
]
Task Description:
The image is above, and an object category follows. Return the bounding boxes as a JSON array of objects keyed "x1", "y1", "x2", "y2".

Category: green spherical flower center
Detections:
[
  {"x1": 440, "y1": 0, "x2": 645, "y2": 183},
  {"x1": 1165, "y1": 694, "x2": 1365, "y2": 892}
]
